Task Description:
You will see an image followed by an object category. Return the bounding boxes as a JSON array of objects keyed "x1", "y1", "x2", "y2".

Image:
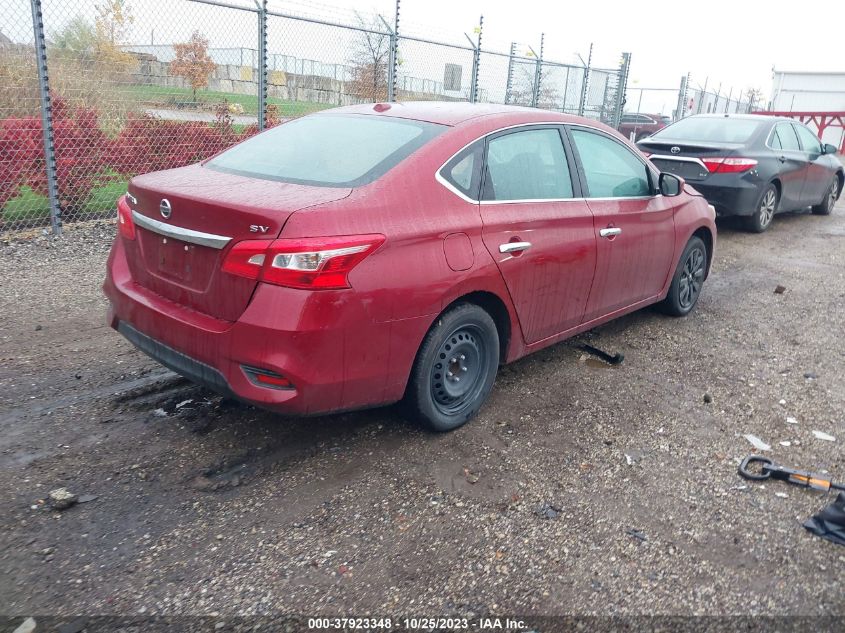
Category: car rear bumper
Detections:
[
  {"x1": 103, "y1": 237, "x2": 430, "y2": 416},
  {"x1": 683, "y1": 177, "x2": 763, "y2": 217}
]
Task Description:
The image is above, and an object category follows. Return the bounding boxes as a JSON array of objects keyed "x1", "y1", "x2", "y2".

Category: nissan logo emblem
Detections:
[
  {"x1": 159, "y1": 198, "x2": 172, "y2": 219},
  {"x1": 670, "y1": 146, "x2": 681, "y2": 154}
]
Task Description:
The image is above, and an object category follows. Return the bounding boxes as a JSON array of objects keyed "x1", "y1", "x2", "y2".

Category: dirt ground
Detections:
[{"x1": 1, "y1": 201, "x2": 844, "y2": 620}]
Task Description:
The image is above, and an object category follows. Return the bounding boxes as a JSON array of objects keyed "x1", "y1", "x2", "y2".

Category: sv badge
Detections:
[{"x1": 249, "y1": 225, "x2": 270, "y2": 233}]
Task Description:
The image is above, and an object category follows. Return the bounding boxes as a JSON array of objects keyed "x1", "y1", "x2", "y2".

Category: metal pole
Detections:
[
  {"x1": 30, "y1": 0, "x2": 61, "y2": 236},
  {"x1": 611, "y1": 52, "x2": 630, "y2": 128},
  {"x1": 390, "y1": 0, "x2": 400, "y2": 101},
  {"x1": 675, "y1": 73, "x2": 688, "y2": 120},
  {"x1": 562, "y1": 66, "x2": 570, "y2": 112},
  {"x1": 724, "y1": 87, "x2": 732, "y2": 113},
  {"x1": 578, "y1": 43, "x2": 592, "y2": 117},
  {"x1": 256, "y1": 0, "x2": 267, "y2": 129},
  {"x1": 504, "y1": 41, "x2": 516, "y2": 105},
  {"x1": 531, "y1": 33, "x2": 544, "y2": 108},
  {"x1": 697, "y1": 77, "x2": 708, "y2": 114},
  {"x1": 469, "y1": 15, "x2": 483, "y2": 103}
]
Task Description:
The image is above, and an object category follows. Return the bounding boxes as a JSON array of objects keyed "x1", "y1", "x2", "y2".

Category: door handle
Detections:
[
  {"x1": 499, "y1": 241, "x2": 532, "y2": 254},
  {"x1": 778, "y1": 155, "x2": 787, "y2": 163},
  {"x1": 599, "y1": 227, "x2": 622, "y2": 238}
]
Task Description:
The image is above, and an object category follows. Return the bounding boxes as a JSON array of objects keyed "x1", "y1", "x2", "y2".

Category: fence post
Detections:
[
  {"x1": 257, "y1": 0, "x2": 267, "y2": 130},
  {"x1": 504, "y1": 42, "x2": 516, "y2": 105},
  {"x1": 578, "y1": 43, "x2": 592, "y2": 117},
  {"x1": 30, "y1": 0, "x2": 61, "y2": 236},
  {"x1": 675, "y1": 73, "x2": 688, "y2": 121},
  {"x1": 468, "y1": 15, "x2": 483, "y2": 103},
  {"x1": 531, "y1": 33, "x2": 544, "y2": 109},
  {"x1": 611, "y1": 52, "x2": 630, "y2": 129},
  {"x1": 382, "y1": 0, "x2": 400, "y2": 102}
]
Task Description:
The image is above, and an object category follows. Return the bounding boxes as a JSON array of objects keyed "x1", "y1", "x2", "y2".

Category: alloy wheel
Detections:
[
  {"x1": 678, "y1": 246, "x2": 706, "y2": 309},
  {"x1": 759, "y1": 189, "x2": 776, "y2": 228},
  {"x1": 828, "y1": 180, "x2": 839, "y2": 212}
]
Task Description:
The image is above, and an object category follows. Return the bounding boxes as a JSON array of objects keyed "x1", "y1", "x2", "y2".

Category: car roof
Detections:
[
  {"x1": 324, "y1": 101, "x2": 583, "y2": 127},
  {"x1": 686, "y1": 113, "x2": 792, "y2": 123}
]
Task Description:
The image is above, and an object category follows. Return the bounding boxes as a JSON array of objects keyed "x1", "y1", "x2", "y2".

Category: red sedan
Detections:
[{"x1": 104, "y1": 102, "x2": 716, "y2": 431}]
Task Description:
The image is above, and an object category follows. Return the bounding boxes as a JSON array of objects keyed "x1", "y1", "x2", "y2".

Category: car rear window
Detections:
[
  {"x1": 206, "y1": 114, "x2": 446, "y2": 187},
  {"x1": 652, "y1": 117, "x2": 763, "y2": 143}
]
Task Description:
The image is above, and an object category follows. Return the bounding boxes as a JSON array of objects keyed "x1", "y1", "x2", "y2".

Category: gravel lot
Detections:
[{"x1": 1, "y1": 201, "x2": 844, "y2": 619}]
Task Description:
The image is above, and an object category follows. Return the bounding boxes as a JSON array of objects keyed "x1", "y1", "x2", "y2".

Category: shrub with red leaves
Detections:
[
  {"x1": 0, "y1": 115, "x2": 43, "y2": 209},
  {"x1": 111, "y1": 111, "x2": 244, "y2": 177},
  {"x1": 2, "y1": 97, "x2": 277, "y2": 218},
  {"x1": 44, "y1": 96, "x2": 113, "y2": 212}
]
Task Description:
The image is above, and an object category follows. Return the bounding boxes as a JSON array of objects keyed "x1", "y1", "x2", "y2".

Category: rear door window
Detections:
[
  {"x1": 482, "y1": 128, "x2": 574, "y2": 201},
  {"x1": 774, "y1": 123, "x2": 801, "y2": 151},
  {"x1": 570, "y1": 128, "x2": 652, "y2": 198},
  {"x1": 793, "y1": 124, "x2": 822, "y2": 153}
]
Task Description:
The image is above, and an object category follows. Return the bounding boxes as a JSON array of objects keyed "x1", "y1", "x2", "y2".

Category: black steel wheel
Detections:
[
  {"x1": 659, "y1": 236, "x2": 708, "y2": 317},
  {"x1": 405, "y1": 303, "x2": 499, "y2": 432}
]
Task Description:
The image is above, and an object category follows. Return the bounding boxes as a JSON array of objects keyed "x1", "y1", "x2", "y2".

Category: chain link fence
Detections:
[{"x1": 1, "y1": 0, "x2": 633, "y2": 235}]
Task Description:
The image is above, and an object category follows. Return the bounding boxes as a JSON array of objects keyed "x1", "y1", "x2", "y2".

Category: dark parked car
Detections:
[
  {"x1": 618, "y1": 113, "x2": 668, "y2": 142},
  {"x1": 105, "y1": 102, "x2": 716, "y2": 432},
  {"x1": 638, "y1": 114, "x2": 844, "y2": 232}
]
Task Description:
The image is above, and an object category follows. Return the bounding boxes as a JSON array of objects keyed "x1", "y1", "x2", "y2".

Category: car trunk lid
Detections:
[
  {"x1": 639, "y1": 140, "x2": 744, "y2": 182},
  {"x1": 125, "y1": 164, "x2": 351, "y2": 321}
]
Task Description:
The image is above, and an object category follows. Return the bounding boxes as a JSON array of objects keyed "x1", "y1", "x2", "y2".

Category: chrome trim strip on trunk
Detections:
[{"x1": 131, "y1": 211, "x2": 232, "y2": 250}]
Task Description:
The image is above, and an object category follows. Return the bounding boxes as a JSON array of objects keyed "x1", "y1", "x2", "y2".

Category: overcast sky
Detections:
[{"x1": 320, "y1": 0, "x2": 842, "y2": 96}]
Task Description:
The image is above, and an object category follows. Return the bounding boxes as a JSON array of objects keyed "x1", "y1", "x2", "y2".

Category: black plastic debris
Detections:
[
  {"x1": 577, "y1": 343, "x2": 624, "y2": 366},
  {"x1": 804, "y1": 492, "x2": 845, "y2": 547}
]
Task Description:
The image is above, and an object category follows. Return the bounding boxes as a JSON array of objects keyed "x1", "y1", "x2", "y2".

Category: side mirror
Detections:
[
  {"x1": 823, "y1": 143, "x2": 838, "y2": 155},
  {"x1": 659, "y1": 172, "x2": 684, "y2": 197}
]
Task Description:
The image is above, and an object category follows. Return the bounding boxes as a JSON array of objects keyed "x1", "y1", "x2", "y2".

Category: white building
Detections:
[{"x1": 770, "y1": 70, "x2": 845, "y2": 150}]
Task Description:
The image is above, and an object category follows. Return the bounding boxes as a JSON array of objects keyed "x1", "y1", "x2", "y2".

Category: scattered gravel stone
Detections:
[
  {"x1": 534, "y1": 503, "x2": 561, "y2": 520},
  {"x1": 47, "y1": 488, "x2": 78, "y2": 510},
  {"x1": 703, "y1": 393, "x2": 713, "y2": 403},
  {"x1": 626, "y1": 528, "x2": 647, "y2": 542}
]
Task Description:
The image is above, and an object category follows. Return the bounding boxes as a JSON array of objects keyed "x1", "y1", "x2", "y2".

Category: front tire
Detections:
[
  {"x1": 404, "y1": 303, "x2": 499, "y2": 432},
  {"x1": 659, "y1": 236, "x2": 707, "y2": 317},
  {"x1": 744, "y1": 184, "x2": 778, "y2": 233},
  {"x1": 812, "y1": 177, "x2": 839, "y2": 216}
]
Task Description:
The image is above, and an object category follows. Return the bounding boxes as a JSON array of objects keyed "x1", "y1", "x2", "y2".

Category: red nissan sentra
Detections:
[{"x1": 104, "y1": 102, "x2": 716, "y2": 431}]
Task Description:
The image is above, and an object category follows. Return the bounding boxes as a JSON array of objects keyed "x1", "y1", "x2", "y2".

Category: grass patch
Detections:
[
  {"x1": 2, "y1": 187, "x2": 50, "y2": 223},
  {"x1": 119, "y1": 84, "x2": 334, "y2": 117},
  {"x1": 2, "y1": 178, "x2": 128, "y2": 225}
]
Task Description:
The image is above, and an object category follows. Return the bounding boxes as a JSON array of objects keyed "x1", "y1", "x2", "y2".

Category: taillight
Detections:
[
  {"x1": 117, "y1": 195, "x2": 135, "y2": 240},
  {"x1": 222, "y1": 234, "x2": 385, "y2": 290},
  {"x1": 221, "y1": 240, "x2": 269, "y2": 280},
  {"x1": 702, "y1": 157, "x2": 758, "y2": 174}
]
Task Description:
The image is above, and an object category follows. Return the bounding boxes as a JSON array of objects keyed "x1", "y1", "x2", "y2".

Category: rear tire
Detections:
[
  {"x1": 404, "y1": 303, "x2": 499, "y2": 432},
  {"x1": 812, "y1": 177, "x2": 839, "y2": 216},
  {"x1": 744, "y1": 184, "x2": 778, "y2": 233},
  {"x1": 659, "y1": 236, "x2": 707, "y2": 317}
]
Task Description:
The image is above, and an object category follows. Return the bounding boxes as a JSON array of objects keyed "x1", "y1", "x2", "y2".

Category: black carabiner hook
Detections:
[{"x1": 739, "y1": 455, "x2": 774, "y2": 481}]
